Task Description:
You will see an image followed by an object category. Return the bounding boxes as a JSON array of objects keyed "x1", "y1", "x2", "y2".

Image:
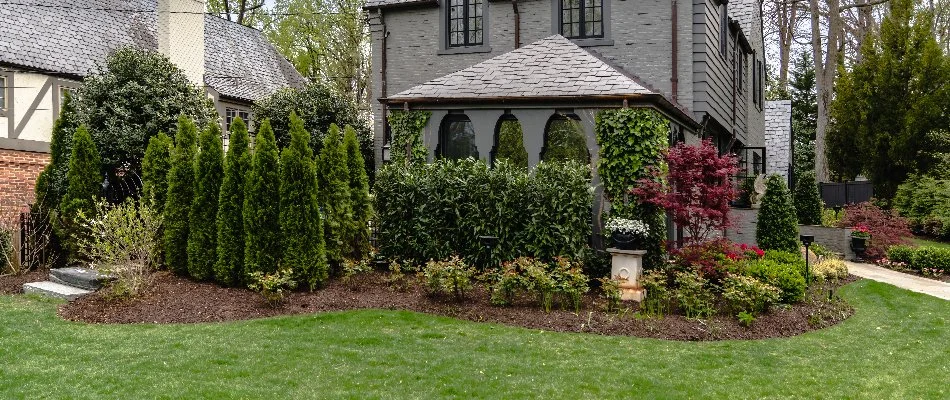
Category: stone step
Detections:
[
  {"x1": 23, "y1": 281, "x2": 92, "y2": 301},
  {"x1": 49, "y1": 267, "x2": 113, "y2": 290}
]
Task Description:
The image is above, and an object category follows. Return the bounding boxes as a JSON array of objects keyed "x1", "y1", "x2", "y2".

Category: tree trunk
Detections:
[{"x1": 810, "y1": 0, "x2": 840, "y2": 183}]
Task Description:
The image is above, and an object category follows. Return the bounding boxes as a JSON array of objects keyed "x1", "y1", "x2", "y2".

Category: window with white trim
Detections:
[{"x1": 226, "y1": 108, "x2": 251, "y2": 132}]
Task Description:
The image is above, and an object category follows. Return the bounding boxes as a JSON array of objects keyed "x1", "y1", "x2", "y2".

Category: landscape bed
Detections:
[{"x1": 42, "y1": 270, "x2": 858, "y2": 341}]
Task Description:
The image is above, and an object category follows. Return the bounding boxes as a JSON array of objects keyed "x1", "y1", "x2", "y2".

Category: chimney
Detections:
[{"x1": 158, "y1": 0, "x2": 206, "y2": 88}]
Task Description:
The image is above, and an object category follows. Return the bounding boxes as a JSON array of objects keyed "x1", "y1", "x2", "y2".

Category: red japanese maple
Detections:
[{"x1": 631, "y1": 139, "x2": 739, "y2": 245}]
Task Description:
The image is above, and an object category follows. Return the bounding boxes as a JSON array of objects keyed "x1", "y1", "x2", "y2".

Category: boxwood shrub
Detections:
[
  {"x1": 910, "y1": 247, "x2": 950, "y2": 272},
  {"x1": 742, "y1": 258, "x2": 806, "y2": 303},
  {"x1": 374, "y1": 159, "x2": 592, "y2": 266}
]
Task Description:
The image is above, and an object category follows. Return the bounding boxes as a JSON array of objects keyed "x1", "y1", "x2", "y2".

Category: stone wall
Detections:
[
  {"x1": 725, "y1": 207, "x2": 856, "y2": 259},
  {"x1": 725, "y1": 207, "x2": 758, "y2": 246},
  {"x1": 764, "y1": 100, "x2": 791, "y2": 184},
  {"x1": 0, "y1": 148, "x2": 49, "y2": 224}
]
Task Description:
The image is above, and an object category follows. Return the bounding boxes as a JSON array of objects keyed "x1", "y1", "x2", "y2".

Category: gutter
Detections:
[
  {"x1": 379, "y1": 8, "x2": 391, "y2": 150},
  {"x1": 512, "y1": 0, "x2": 521, "y2": 49}
]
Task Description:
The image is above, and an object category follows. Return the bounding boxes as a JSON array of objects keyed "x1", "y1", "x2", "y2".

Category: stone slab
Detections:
[
  {"x1": 23, "y1": 281, "x2": 92, "y2": 301},
  {"x1": 50, "y1": 267, "x2": 113, "y2": 290}
]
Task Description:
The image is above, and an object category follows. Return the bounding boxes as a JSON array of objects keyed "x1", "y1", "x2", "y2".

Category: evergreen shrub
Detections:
[
  {"x1": 793, "y1": 170, "x2": 823, "y2": 225},
  {"x1": 243, "y1": 120, "x2": 282, "y2": 275},
  {"x1": 215, "y1": 118, "x2": 251, "y2": 286},
  {"x1": 186, "y1": 123, "x2": 224, "y2": 280},
  {"x1": 163, "y1": 117, "x2": 198, "y2": 274},
  {"x1": 59, "y1": 125, "x2": 102, "y2": 263},
  {"x1": 756, "y1": 175, "x2": 800, "y2": 252}
]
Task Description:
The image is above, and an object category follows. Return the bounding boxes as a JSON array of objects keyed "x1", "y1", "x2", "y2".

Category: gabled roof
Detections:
[
  {"x1": 0, "y1": 0, "x2": 306, "y2": 102},
  {"x1": 388, "y1": 35, "x2": 659, "y2": 101}
]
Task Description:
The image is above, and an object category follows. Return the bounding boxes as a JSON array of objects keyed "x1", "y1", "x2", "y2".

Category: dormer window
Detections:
[
  {"x1": 560, "y1": 0, "x2": 604, "y2": 39},
  {"x1": 448, "y1": 0, "x2": 484, "y2": 47}
]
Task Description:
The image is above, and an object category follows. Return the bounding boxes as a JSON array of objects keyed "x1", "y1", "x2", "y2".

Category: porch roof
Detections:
[{"x1": 382, "y1": 35, "x2": 697, "y2": 127}]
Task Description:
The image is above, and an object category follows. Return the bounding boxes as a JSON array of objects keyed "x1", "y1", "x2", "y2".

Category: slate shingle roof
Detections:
[
  {"x1": 387, "y1": 35, "x2": 661, "y2": 102},
  {"x1": 0, "y1": 0, "x2": 306, "y2": 102},
  {"x1": 728, "y1": 0, "x2": 758, "y2": 41}
]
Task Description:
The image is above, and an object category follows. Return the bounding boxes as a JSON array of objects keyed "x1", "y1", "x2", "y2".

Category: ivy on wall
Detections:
[
  {"x1": 387, "y1": 110, "x2": 431, "y2": 165},
  {"x1": 595, "y1": 108, "x2": 671, "y2": 269}
]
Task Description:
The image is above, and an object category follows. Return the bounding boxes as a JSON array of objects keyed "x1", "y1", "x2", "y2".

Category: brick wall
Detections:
[
  {"x1": 765, "y1": 100, "x2": 792, "y2": 184},
  {"x1": 0, "y1": 149, "x2": 49, "y2": 224}
]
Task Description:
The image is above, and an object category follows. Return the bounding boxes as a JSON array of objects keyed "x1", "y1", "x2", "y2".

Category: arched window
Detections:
[
  {"x1": 541, "y1": 113, "x2": 589, "y2": 164},
  {"x1": 491, "y1": 114, "x2": 528, "y2": 168},
  {"x1": 438, "y1": 113, "x2": 479, "y2": 160}
]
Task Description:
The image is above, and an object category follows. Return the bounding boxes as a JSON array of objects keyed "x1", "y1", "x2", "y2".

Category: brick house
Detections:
[{"x1": 0, "y1": 0, "x2": 305, "y2": 220}]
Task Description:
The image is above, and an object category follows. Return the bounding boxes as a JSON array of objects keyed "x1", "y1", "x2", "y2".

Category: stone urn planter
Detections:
[
  {"x1": 850, "y1": 236, "x2": 868, "y2": 261},
  {"x1": 606, "y1": 248, "x2": 647, "y2": 302}
]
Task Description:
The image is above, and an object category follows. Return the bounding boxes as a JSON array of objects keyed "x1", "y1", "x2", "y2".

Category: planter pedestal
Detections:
[{"x1": 607, "y1": 248, "x2": 647, "y2": 302}]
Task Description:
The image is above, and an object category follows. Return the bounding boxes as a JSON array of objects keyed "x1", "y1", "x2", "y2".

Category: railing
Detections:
[{"x1": 729, "y1": 146, "x2": 767, "y2": 207}]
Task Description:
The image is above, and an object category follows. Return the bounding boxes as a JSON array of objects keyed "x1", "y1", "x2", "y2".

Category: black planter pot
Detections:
[
  {"x1": 611, "y1": 232, "x2": 639, "y2": 250},
  {"x1": 850, "y1": 236, "x2": 868, "y2": 260}
]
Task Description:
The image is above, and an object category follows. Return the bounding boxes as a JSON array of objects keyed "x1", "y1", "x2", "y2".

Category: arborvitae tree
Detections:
[
  {"x1": 141, "y1": 132, "x2": 174, "y2": 214},
  {"x1": 187, "y1": 123, "x2": 224, "y2": 280},
  {"x1": 280, "y1": 113, "x2": 327, "y2": 289},
  {"x1": 215, "y1": 117, "x2": 251, "y2": 286},
  {"x1": 59, "y1": 125, "x2": 102, "y2": 263},
  {"x1": 495, "y1": 119, "x2": 529, "y2": 169},
  {"x1": 164, "y1": 116, "x2": 199, "y2": 274},
  {"x1": 343, "y1": 124, "x2": 372, "y2": 259},
  {"x1": 793, "y1": 170, "x2": 823, "y2": 226},
  {"x1": 789, "y1": 51, "x2": 817, "y2": 182},
  {"x1": 36, "y1": 91, "x2": 79, "y2": 213},
  {"x1": 756, "y1": 175, "x2": 800, "y2": 253},
  {"x1": 316, "y1": 124, "x2": 352, "y2": 271},
  {"x1": 244, "y1": 119, "x2": 282, "y2": 276}
]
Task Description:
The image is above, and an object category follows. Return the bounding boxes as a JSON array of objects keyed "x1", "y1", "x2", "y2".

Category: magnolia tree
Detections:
[{"x1": 632, "y1": 139, "x2": 738, "y2": 244}]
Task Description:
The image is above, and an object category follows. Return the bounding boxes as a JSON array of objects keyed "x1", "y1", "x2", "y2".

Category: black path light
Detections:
[
  {"x1": 381, "y1": 141, "x2": 392, "y2": 164},
  {"x1": 800, "y1": 234, "x2": 815, "y2": 285},
  {"x1": 478, "y1": 235, "x2": 500, "y2": 270}
]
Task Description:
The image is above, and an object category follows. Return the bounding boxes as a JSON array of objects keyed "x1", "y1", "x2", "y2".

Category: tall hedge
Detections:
[
  {"x1": 495, "y1": 120, "x2": 528, "y2": 169},
  {"x1": 317, "y1": 124, "x2": 352, "y2": 270},
  {"x1": 163, "y1": 116, "x2": 198, "y2": 274},
  {"x1": 344, "y1": 125, "x2": 372, "y2": 259},
  {"x1": 280, "y1": 113, "x2": 327, "y2": 289},
  {"x1": 59, "y1": 125, "x2": 102, "y2": 263},
  {"x1": 756, "y1": 174, "x2": 800, "y2": 253},
  {"x1": 215, "y1": 117, "x2": 251, "y2": 286},
  {"x1": 374, "y1": 159, "x2": 592, "y2": 264},
  {"x1": 793, "y1": 170, "x2": 822, "y2": 225},
  {"x1": 35, "y1": 91, "x2": 79, "y2": 214},
  {"x1": 186, "y1": 123, "x2": 224, "y2": 281},
  {"x1": 141, "y1": 132, "x2": 173, "y2": 214},
  {"x1": 244, "y1": 119, "x2": 282, "y2": 276}
]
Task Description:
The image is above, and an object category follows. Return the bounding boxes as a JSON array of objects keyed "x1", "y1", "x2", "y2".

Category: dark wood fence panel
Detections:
[{"x1": 819, "y1": 181, "x2": 874, "y2": 207}]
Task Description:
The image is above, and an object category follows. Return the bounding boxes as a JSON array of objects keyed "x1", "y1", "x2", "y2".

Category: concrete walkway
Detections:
[{"x1": 844, "y1": 261, "x2": 950, "y2": 301}]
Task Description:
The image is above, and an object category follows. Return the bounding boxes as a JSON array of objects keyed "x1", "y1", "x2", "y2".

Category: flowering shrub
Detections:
[
  {"x1": 551, "y1": 257, "x2": 589, "y2": 312},
  {"x1": 488, "y1": 257, "x2": 589, "y2": 311},
  {"x1": 421, "y1": 256, "x2": 475, "y2": 300},
  {"x1": 722, "y1": 275, "x2": 781, "y2": 314},
  {"x1": 878, "y1": 257, "x2": 910, "y2": 271},
  {"x1": 604, "y1": 218, "x2": 649, "y2": 236},
  {"x1": 632, "y1": 139, "x2": 738, "y2": 244},
  {"x1": 247, "y1": 268, "x2": 297, "y2": 307},
  {"x1": 850, "y1": 225, "x2": 871, "y2": 239},
  {"x1": 838, "y1": 202, "x2": 911, "y2": 260},
  {"x1": 668, "y1": 239, "x2": 748, "y2": 283},
  {"x1": 79, "y1": 199, "x2": 162, "y2": 298},
  {"x1": 739, "y1": 243, "x2": 766, "y2": 258}
]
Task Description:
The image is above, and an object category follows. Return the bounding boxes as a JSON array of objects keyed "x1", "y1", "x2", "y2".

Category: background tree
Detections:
[
  {"x1": 793, "y1": 170, "x2": 823, "y2": 225},
  {"x1": 141, "y1": 132, "x2": 174, "y2": 214},
  {"x1": 164, "y1": 117, "x2": 199, "y2": 274},
  {"x1": 75, "y1": 47, "x2": 217, "y2": 184},
  {"x1": 541, "y1": 118, "x2": 590, "y2": 164},
  {"x1": 495, "y1": 120, "x2": 529, "y2": 169},
  {"x1": 632, "y1": 140, "x2": 738, "y2": 244},
  {"x1": 316, "y1": 124, "x2": 352, "y2": 271},
  {"x1": 756, "y1": 175, "x2": 800, "y2": 253},
  {"x1": 343, "y1": 124, "x2": 372, "y2": 259},
  {"x1": 35, "y1": 91, "x2": 79, "y2": 214},
  {"x1": 59, "y1": 125, "x2": 102, "y2": 263},
  {"x1": 206, "y1": 0, "x2": 266, "y2": 26},
  {"x1": 789, "y1": 52, "x2": 818, "y2": 182},
  {"x1": 244, "y1": 120, "x2": 282, "y2": 276},
  {"x1": 215, "y1": 118, "x2": 251, "y2": 286},
  {"x1": 187, "y1": 124, "x2": 224, "y2": 281},
  {"x1": 279, "y1": 113, "x2": 327, "y2": 288}
]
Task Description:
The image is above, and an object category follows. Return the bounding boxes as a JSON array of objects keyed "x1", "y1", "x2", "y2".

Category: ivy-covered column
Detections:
[
  {"x1": 595, "y1": 108, "x2": 671, "y2": 269},
  {"x1": 387, "y1": 110, "x2": 431, "y2": 165}
]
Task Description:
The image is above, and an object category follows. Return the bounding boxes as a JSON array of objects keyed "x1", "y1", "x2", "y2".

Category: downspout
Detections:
[
  {"x1": 379, "y1": 9, "x2": 390, "y2": 164},
  {"x1": 512, "y1": 0, "x2": 521, "y2": 49},
  {"x1": 731, "y1": 28, "x2": 739, "y2": 127},
  {"x1": 670, "y1": 0, "x2": 678, "y2": 103}
]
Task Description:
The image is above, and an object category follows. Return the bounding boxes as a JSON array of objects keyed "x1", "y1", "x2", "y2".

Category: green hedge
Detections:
[
  {"x1": 743, "y1": 258, "x2": 806, "y2": 303},
  {"x1": 374, "y1": 159, "x2": 592, "y2": 265},
  {"x1": 890, "y1": 245, "x2": 950, "y2": 271}
]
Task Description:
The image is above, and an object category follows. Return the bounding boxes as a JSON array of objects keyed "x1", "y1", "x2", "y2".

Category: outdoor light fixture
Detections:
[
  {"x1": 381, "y1": 142, "x2": 391, "y2": 164},
  {"x1": 478, "y1": 235, "x2": 500, "y2": 270},
  {"x1": 800, "y1": 234, "x2": 815, "y2": 285}
]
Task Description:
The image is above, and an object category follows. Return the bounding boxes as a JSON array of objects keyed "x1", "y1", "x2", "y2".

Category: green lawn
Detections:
[
  {"x1": 912, "y1": 237, "x2": 950, "y2": 250},
  {"x1": 1, "y1": 280, "x2": 947, "y2": 399}
]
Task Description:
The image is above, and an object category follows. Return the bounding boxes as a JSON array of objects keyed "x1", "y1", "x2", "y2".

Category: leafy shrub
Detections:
[
  {"x1": 248, "y1": 268, "x2": 297, "y2": 307},
  {"x1": 793, "y1": 171, "x2": 823, "y2": 225},
  {"x1": 489, "y1": 259, "x2": 531, "y2": 306},
  {"x1": 673, "y1": 271, "x2": 716, "y2": 319},
  {"x1": 597, "y1": 277, "x2": 622, "y2": 312},
  {"x1": 79, "y1": 199, "x2": 162, "y2": 298},
  {"x1": 910, "y1": 247, "x2": 950, "y2": 272},
  {"x1": 743, "y1": 259, "x2": 806, "y2": 303},
  {"x1": 551, "y1": 257, "x2": 589, "y2": 312},
  {"x1": 886, "y1": 245, "x2": 916, "y2": 264},
  {"x1": 821, "y1": 207, "x2": 846, "y2": 228},
  {"x1": 838, "y1": 202, "x2": 911, "y2": 260},
  {"x1": 375, "y1": 159, "x2": 592, "y2": 265},
  {"x1": 640, "y1": 269, "x2": 671, "y2": 317},
  {"x1": 668, "y1": 239, "x2": 754, "y2": 283},
  {"x1": 488, "y1": 257, "x2": 588, "y2": 312},
  {"x1": 737, "y1": 311, "x2": 756, "y2": 328},
  {"x1": 385, "y1": 260, "x2": 412, "y2": 292},
  {"x1": 812, "y1": 258, "x2": 849, "y2": 282},
  {"x1": 722, "y1": 275, "x2": 781, "y2": 314},
  {"x1": 893, "y1": 175, "x2": 950, "y2": 238},
  {"x1": 421, "y1": 256, "x2": 476, "y2": 301},
  {"x1": 541, "y1": 117, "x2": 589, "y2": 164},
  {"x1": 524, "y1": 260, "x2": 557, "y2": 312},
  {"x1": 764, "y1": 250, "x2": 804, "y2": 266},
  {"x1": 341, "y1": 258, "x2": 372, "y2": 289},
  {"x1": 756, "y1": 174, "x2": 800, "y2": 253}
]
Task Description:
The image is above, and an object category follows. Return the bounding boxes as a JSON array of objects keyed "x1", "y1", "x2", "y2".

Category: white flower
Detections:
[{"x1": 604, "y1": 218, "x2": 649, "y2": 236}]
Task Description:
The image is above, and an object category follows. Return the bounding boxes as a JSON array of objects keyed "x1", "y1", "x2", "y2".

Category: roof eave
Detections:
[
  {"x1": 0, "y1": 61, "x2": 85, "y2": 81},
  {"x1": 363, "y1": 0, "x2": 439, "y2": 11}
]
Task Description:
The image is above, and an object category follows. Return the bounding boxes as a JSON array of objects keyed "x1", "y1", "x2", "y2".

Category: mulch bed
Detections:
[
  {"x1": 51, "y1": 271, "x2": 859, "y2": 341},
  {"x1": 0, "y1": 268, "x2": 49, "y2": 295}
]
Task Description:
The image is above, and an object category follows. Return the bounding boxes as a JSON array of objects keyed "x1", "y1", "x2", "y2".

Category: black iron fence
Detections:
[{"x1": 819, "y1": 181, "x2": 874, "y2": 207}]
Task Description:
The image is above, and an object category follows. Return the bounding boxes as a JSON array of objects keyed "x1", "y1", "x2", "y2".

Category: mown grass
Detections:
[
  {"x1": 912, "y1": 237, "x2": 950, "y2": 250},
  {"x1": 0, "y1": 280, "x2": 947, "y2": 399}
]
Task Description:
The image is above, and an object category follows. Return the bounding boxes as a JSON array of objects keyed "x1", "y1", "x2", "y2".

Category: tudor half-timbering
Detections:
[
  {"x1": 366, "y1": 0, "x2": 783, "y2": 179},
  {"x1": 0, "y1": 0, "x2": 306, "y2": 217}
]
